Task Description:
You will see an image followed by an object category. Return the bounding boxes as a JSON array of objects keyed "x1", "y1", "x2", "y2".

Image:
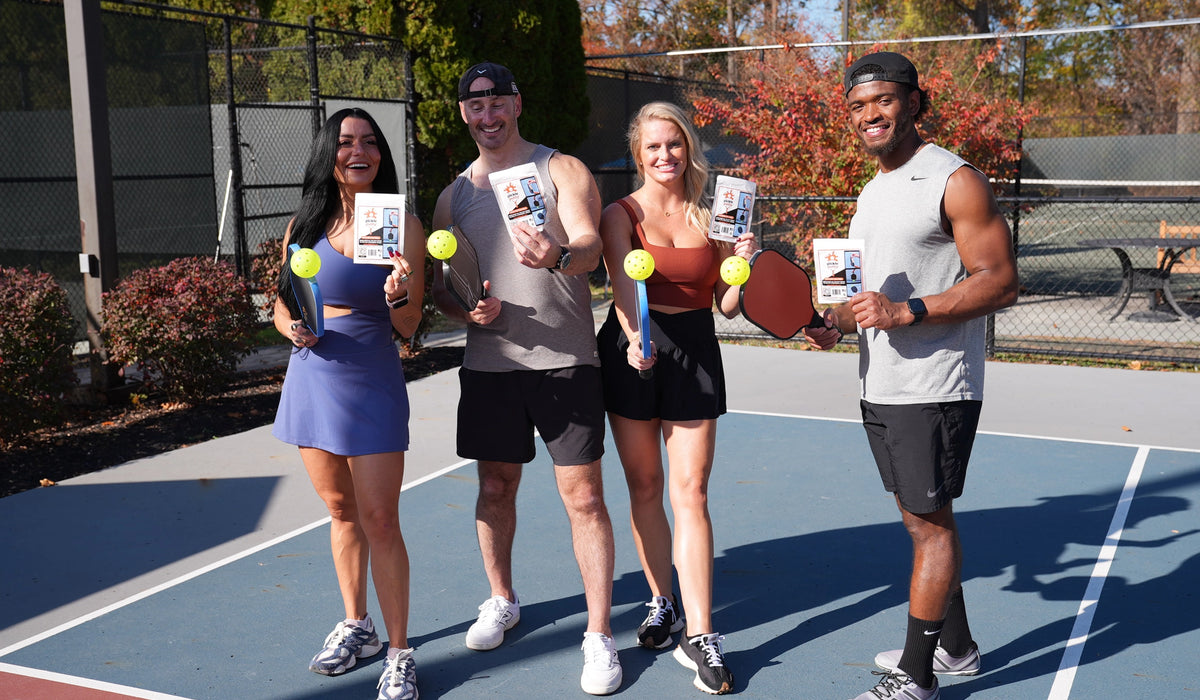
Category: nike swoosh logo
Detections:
[
  {"x1": 911, "y1": 176, "x2": 927, "y2": 181},
  {"x1": 927, "y1": 484, "x2": 944, "y2": 498},
  {"x1": 924, "y1": 628, "x2": 942, "y2": 636}
]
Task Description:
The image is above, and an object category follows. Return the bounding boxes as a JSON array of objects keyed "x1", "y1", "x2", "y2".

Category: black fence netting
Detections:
[{"x1": 0, "y1": 0, "x2": 412, "y2": 342}]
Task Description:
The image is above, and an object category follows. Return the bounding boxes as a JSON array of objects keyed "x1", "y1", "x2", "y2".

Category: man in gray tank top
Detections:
[
  {"x1": 803, "y1": 52, "x2": 1018, "y2": 700},
  {"x1": 430, "y1": 62, "x2": 622, "y2": 696}
]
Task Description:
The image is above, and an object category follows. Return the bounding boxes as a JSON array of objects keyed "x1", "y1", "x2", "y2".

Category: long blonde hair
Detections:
[{"x1": 626, "y1": 101, "x2": 712, "y2": 233}]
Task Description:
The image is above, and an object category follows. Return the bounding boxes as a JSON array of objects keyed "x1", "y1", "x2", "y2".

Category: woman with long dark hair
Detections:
[{"x1": 272, "y1": 107, "x2": 423, "y2": 700}]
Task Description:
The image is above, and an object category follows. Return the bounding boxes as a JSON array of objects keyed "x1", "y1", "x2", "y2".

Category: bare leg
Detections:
[
  {"x1": 476, "y1": 461, "x2": 522, "y2": 602},
  {"x1": 900, "y1": 498, "x2": 962, "y2": 621},
  {"x1": 348, "y1": 451, "x2": 411, "y2": 649},
  {"x1": 301, "y1": 447, "x2": 369, "y2": 620},
  {"x1": 555, "y1": 460, "x2": 616, "y2": 635},
  {"x1": 663, "y1": 419, "x2": 718, "y2": 635},
  {"x1": 610, "y1": 414, "x2": 674, "y2": 598}
]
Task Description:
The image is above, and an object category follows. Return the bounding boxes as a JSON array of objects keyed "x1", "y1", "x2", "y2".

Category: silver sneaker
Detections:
[
  {"x1": 308, "y1": 616, "x2": 383, "y2": 675},
  {"x1": 874, "y1": 643, "x2": 981, "y2": 676},
  {"x1": 376, "y1": 648, "x2": 418, "y2": 700},
  {"x1": 851, "y1": 671, "x2": 939, "y2": 700}
]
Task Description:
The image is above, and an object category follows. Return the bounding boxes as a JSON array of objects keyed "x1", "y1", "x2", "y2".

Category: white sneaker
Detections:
[
  {"x1": 464, "y1": 595, "x2": 520, "y2": 651},
  {"x1": 580, "y1": 632, "x2": 623, "y2": 695}
]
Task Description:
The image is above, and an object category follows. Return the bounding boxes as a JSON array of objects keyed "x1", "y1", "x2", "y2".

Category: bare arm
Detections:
[
  {"x1": 384, "y1": 213, "x2": 425, "y2": 339},
  {"x1": 510, "y1": 152, "x2": 603, "y2": 274},
  {"x1": 849, "y1": 166, "x2": 1018, "y2": 330},
  {"x1": 272, "y1": 219, "x2": 318, "y2": 348},
  {"x1": 598, "y1": 201, "x2": 653, "y2": 371}
]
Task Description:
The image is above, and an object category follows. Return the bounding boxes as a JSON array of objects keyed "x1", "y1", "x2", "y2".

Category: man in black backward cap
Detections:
[{"x1": 804, "y1": 51, "x2": 1018, "y2": 700}]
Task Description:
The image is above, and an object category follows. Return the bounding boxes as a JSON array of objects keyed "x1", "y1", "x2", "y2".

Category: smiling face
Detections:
[
  {"x1": 635, "y1": 118, "x2": 688, "y2": 186},
  {"x1": 459, "y1": 77, "x2": 522, "y2": 151},
  {"x1": 333, "y1": 117, "x2": 381, "y2": 192},
  {"x1": 846, "y1": 80, "x2": 922, "y2": 167}
]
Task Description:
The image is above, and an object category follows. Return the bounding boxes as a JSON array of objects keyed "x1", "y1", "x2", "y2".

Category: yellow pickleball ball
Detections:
[
  {"x1": 427, "y1": 229, "x2": 458, "y2": 260},
  {"x1": 720, "y1": 255, "x2": 750, "y2": 286},
  {"x1": 289, "y1": 247, "x2": 321, "y2": 278},
  {"x1": 623, "y1": 249, "x2": 655, "y2": 281}
]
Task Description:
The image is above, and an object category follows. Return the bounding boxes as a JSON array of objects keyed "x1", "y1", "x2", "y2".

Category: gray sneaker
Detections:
[
  {"x1": 376, "y1": 648, "x2": 418, "y2": 700},
  {"x1": 308, "y1": 617, "x2": 383, "y2": 675},
  {"x1": 850, "y1": 671, "x2": 939, "y2": 700},
  {"x1": 874, "y1": 643, "x2": 981, "y2": 677}
]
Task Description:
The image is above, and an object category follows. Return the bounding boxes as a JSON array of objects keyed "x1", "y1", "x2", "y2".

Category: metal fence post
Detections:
[
  {"x1": 307, "y1": 16, "x2": 321, "y2": 139},
  {"x1": 224, "y1": 18, "x2": 248, "y2": 277},
  {"x1": 64, "y1": 0, "x2": 121, "y2": 395}
]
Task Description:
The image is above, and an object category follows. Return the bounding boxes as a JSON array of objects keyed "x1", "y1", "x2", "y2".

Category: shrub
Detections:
[
  {"x1": 102, "y1": 257, "x2": 256, "y2": 401},
  {"x1": 251, "y1": 237, "x2": 283, "y2": 320},
  {"x1": 0, "y1": 267, "x2": 78, "y2": 444}
]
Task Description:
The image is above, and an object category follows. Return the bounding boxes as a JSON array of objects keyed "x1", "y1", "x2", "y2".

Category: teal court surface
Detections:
[{"x1": 1, "y1": 347, "x2": 1197, "y2": 699}]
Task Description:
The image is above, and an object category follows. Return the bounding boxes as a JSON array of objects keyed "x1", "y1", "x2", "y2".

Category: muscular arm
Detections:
[{"x1": 849, "y1": 165, "x2": 1019, "y2": 331}]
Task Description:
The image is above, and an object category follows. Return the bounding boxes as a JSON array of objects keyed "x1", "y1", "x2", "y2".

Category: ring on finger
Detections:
[{"x1": 398, "y1": 273, "x2": 409, "y2": 283}]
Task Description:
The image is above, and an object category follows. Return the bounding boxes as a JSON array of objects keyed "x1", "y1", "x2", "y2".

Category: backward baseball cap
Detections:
[
  {"x1": 843, "y1": 52, "x2": 920, "y2": 96},
  {"x1": 458, "y1": 62, "x2": 519, "y2": 101}
]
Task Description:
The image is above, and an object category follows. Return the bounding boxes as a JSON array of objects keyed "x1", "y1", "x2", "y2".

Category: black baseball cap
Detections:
[
  {"x1": 843, "y1": 52, "x2": 920, "y2": 96},
  {"x1": 458, "y1": 62, "x2": 519, "y2": 102}
]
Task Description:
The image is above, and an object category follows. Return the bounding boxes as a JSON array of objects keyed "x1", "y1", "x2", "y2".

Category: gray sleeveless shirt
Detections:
[
  {"x1": 848, "y1": 143, "x2": 986, "y2": 404},
  {"x1": 450, "y1": 144, "x2": 600, "y2": 371}
]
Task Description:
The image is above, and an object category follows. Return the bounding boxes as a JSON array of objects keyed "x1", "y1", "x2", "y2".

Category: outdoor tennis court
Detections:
[{"x1": 1, "y1": 347, "x2": 1196, "y2": 699}]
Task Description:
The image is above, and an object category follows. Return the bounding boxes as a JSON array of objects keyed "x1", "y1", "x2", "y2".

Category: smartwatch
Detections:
[
  {"x1": 385, "y1": 292, "x2": 409, "y2": 309},
  {"x1": 906, "y1": 297, "x2": 927, "y2": 326},
  {"x1": 554, "y1": 245, "x2": 572, "y2": 271}
]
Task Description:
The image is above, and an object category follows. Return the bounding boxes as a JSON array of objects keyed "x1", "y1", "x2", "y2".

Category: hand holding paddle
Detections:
[{"x1": 288, "y1": 243, "x2": 324, "y2": 341}]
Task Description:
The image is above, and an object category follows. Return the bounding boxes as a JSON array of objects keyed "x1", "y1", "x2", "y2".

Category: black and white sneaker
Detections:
[
  {"x1": 636, "y1": 596, "x2": 685, "y2": 649},
  {"x1": 673, "y1": 632, "x2": 733, "y2": 695}
]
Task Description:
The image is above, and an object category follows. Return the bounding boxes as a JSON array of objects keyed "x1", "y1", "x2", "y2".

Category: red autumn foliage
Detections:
[{"x1": 694, "y1": 42, "x2": 1034, "y2": 264}]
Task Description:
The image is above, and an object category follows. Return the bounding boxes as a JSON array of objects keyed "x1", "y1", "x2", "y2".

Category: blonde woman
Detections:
[{"x1": 597, "y1": 101, "x2": 757, "y2": 695}]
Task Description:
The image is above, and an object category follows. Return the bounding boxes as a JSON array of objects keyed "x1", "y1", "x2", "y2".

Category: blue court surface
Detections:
[{"x1": 1, "y1": 346, "x2": 1197, "y2": 699}]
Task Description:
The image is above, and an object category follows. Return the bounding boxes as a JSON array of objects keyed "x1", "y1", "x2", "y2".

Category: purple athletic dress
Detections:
[{"x1": 272, "y1": 235, "x2": 410, "y2": 455}]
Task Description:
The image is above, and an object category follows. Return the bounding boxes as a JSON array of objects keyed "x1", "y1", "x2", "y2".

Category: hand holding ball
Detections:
[
  {"x1": 427, "y1": 229, "x2": 458, "y2": 260},
  {"x1": 623, "y1": 249, "x2": 656, "y2": 281},
  {"x1": 290, "y1": 247, "x2": 321, "y2": 278},
  {"x1": 720, "y1": 255, "x2": 751, "y2": 286}
]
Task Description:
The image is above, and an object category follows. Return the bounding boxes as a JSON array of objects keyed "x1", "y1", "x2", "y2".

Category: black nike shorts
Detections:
[{"x1": 860, "y1": 399, "x2": 982, "y2": 514}]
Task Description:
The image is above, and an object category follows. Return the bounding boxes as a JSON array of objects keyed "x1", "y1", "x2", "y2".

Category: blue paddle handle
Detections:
[{"x1": 636, "y1": 278, "x2": 652, "y2": 380}]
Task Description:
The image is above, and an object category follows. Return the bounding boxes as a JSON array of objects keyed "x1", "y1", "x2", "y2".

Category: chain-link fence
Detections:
[
  {"x1": 581, "y1": 21, "x2": 1200, "y2": 363},
  {"x1": 0, "y1": 0, "x2": 412, "y2": 341}
]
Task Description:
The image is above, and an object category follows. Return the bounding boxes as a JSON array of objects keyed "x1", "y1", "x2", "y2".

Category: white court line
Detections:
[
  {"x1": 0, "y1": 662, "x2": 189, "y2": 699},
  {"x1": 0, "y1": 459, "x2": 473, "y2": 662},
  {"x1": 730, "y1": 409, "x2": 1200, "y2": 454},
  {"x1": 1047, "y1": 445, "x2": 1149, "y2": 700}
]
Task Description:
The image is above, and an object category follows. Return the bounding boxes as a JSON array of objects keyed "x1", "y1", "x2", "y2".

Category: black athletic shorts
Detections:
[
  {"x1": 597, "y1": 305, "x2": 727, "y2": 422},
  {"x1": 457, "y1": 365, "x2": 606, "y2": 466},
  {"x1": 860, "y1": 399, "x2": 982, "y2": 514}
]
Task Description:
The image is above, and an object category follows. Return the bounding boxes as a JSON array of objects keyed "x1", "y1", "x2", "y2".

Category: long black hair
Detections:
[{"x1": 277, "y1": 108, "x2": 400, "y2": 319}]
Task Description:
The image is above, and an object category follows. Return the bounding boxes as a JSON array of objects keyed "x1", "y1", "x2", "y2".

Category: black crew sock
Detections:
[
  {"x1": 897, "y1": 614, "x2": 942, "y2": 689},
  {"x1": 939, "y1": 588, "x2": 975, "y2": 656}
]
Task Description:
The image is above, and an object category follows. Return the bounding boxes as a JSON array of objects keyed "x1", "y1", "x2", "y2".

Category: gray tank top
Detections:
[
  {"x1": 849, "y1": 144, "x2": 987, "y2": 404},
  {"x1": 450, "y1": 144, "x2": 599, "y2": 371}
]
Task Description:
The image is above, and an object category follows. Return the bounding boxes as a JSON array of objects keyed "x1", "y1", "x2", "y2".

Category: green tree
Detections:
[{"x1": 405, "y1": 0, "x2": 591, "y2": 218}]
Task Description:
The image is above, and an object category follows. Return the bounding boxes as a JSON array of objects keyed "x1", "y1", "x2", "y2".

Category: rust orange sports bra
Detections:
[{"x1": 617, "y1": 198, "x2": 720, "y2": 310}]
